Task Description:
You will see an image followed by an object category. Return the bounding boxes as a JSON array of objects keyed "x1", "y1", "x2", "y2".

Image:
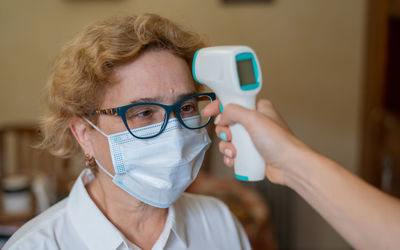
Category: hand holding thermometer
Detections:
[{"x1": 193, "y1": 46, "x2": 265, "y2": 181}]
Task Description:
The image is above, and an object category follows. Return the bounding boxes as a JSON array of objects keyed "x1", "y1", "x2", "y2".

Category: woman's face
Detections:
[{"x1": 87, "y1": 49, "x2": 196, "y2": 174}]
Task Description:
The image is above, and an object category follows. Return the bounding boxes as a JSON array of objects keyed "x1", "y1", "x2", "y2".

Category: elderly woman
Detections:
[{"x1": 4, "y1": 14, "x2": 250, "y2": 250}]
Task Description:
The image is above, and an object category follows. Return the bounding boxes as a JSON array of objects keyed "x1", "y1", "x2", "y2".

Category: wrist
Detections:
[{"x1": 281, "y1": 139, "x2": 321, "y2": 189}]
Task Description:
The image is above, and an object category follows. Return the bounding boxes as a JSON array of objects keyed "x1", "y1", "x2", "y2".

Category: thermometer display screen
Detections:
[{"x1": 237, "y1": 59, "x2": 256, "y2": 86}]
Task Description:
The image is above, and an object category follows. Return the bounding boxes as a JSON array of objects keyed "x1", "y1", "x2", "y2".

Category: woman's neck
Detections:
[{"x1": 86, "y1": 171, "x2": 168, "y2": 250}]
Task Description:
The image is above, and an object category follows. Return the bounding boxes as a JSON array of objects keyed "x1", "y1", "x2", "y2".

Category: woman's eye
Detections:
[
  {"x1": 180, "y1": 103, "x2": 197, "y2": 113},
  {"x1": 137, "y1": 110, "x2": 152, "y2": 117},
  {"x1": 126, "y1": 108, "x2": 153, "y2": 119}
]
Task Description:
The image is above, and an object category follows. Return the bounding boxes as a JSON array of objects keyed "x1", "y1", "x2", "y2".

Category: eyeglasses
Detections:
[{"x1": 86, "y1": 92, "x2": 216, "y2": 139}]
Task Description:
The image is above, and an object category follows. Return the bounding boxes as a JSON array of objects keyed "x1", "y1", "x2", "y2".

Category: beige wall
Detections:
[{"x1": 0, "y1": 0, "x2": 366, "y2": 249}]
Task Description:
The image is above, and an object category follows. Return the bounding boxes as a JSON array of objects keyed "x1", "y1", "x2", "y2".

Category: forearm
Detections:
[{"x1": 285, "y1": 147, "x2": 400, "y2": 250}]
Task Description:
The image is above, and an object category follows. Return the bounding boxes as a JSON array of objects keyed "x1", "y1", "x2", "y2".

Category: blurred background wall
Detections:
[{"x1": 0, "y1": 0, "x2": 366, "y2": 249}]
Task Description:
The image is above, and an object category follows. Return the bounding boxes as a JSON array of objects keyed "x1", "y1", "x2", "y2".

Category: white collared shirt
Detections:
[{"x1": 4, "y1": 169, "x2": 251, "y2": 250}]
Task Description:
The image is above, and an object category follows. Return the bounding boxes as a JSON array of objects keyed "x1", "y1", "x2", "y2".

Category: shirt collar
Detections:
[
  {"x1": 67, "y1": 169, "x2": 124, "y2": 250},
  {"x1": 67, "y1": 169, "x2": 189, "y2": 250},
  {"x1": 169, "y1": 197, "x2": 188, "y2": 248}
]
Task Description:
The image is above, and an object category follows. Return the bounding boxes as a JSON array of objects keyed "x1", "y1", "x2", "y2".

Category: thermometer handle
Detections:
[
  {"x1": 231, "y1": 124, "x2": 265, "y2": 181},
  {"x1": 219, "y1": 96, "x2": 265, "y2": 181}
]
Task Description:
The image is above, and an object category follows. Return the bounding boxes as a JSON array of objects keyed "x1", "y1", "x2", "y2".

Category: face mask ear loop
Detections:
[
  {"x1": 83, "y1": 117, "x2": 108, "y2": 138},
  {"x1": 95, "y1": 159, "x2": 114, "y2": 179},
  {"x1": 82, "y1": 118, "x2": 113, "y2": 179}
]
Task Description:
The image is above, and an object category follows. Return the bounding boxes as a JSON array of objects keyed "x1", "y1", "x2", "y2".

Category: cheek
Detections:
[
  {"x1": 98, "y1": 115, "x2": 126, "y2": 134},
  {"x1": 90, "y1": 132, "x2": 115, "y2": 173}
]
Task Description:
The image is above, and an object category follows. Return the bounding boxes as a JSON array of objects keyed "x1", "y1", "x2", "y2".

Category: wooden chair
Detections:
[{"x1": 0, "y1": 123, "x2": 72, "y2": 223}]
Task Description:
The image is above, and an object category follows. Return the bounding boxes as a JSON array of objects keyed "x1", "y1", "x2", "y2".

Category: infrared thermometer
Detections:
[{"x1": 193, "y1": 46, "x2": 265, "y2": 181}]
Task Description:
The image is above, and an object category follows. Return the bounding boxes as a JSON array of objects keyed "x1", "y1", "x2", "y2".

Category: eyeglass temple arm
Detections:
[{"x1": 86, "y1": 108, "x2": 119, "y2": 116}]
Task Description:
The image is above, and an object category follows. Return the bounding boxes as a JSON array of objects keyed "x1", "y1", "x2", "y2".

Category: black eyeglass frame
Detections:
[{"x1": 86, "y1": 92, "x2": 216, "y2": 139}]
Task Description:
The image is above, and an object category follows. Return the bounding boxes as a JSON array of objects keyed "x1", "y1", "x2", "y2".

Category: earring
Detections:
[{"x1": 85, "y1": 153, "x2": 98, "y2": 173}]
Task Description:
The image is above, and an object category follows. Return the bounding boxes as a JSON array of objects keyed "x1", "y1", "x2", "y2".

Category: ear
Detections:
[{"x1": 69, "y1": 116, "x2": 94, "y2": 156}]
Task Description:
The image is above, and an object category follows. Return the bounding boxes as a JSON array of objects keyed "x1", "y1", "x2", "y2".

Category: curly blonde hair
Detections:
[{"x1": 40, "y1": 13, "x2": 206, "y2": 157}]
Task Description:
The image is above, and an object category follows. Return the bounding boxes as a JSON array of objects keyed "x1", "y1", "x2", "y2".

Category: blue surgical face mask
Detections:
[{"x1": 85, "y1": 116, "x2": 211, "y2": 208}]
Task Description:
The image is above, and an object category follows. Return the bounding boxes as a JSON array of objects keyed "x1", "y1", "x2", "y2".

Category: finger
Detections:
[
  {"x1": 218, "y1": 140, "x2": 236, "y2": 159},
  {"x1": 203, "y1": 99, "x2": 221, "y2": 117},
  {"x1": 215, "y1": 125, "x2": 232, "y2": 142},
  {"x1": 224, "y1": 156, "x2": 234, "y2": 167}
]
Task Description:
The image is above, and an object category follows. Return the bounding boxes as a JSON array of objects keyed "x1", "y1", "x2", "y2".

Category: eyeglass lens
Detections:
[{"x1": 125, "y1": 95, "x2": 212, "y2": 138}]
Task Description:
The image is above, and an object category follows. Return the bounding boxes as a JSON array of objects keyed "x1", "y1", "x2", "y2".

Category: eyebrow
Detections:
[
  {"x1": 129, "y1": 91, "x2": 196, "y2": 105},
  {"x1": 130, "y1": 97, "x2": 162, "y2": 104}
]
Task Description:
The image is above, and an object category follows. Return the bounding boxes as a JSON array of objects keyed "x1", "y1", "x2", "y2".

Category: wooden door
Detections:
[{"x1": 361, "y1": 0, "x2": 400, "y2": 197}]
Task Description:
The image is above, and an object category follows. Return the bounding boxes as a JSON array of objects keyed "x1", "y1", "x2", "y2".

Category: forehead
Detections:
[{"x1": 102, "y1": 50, "x2": 196, "y2": 108}]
